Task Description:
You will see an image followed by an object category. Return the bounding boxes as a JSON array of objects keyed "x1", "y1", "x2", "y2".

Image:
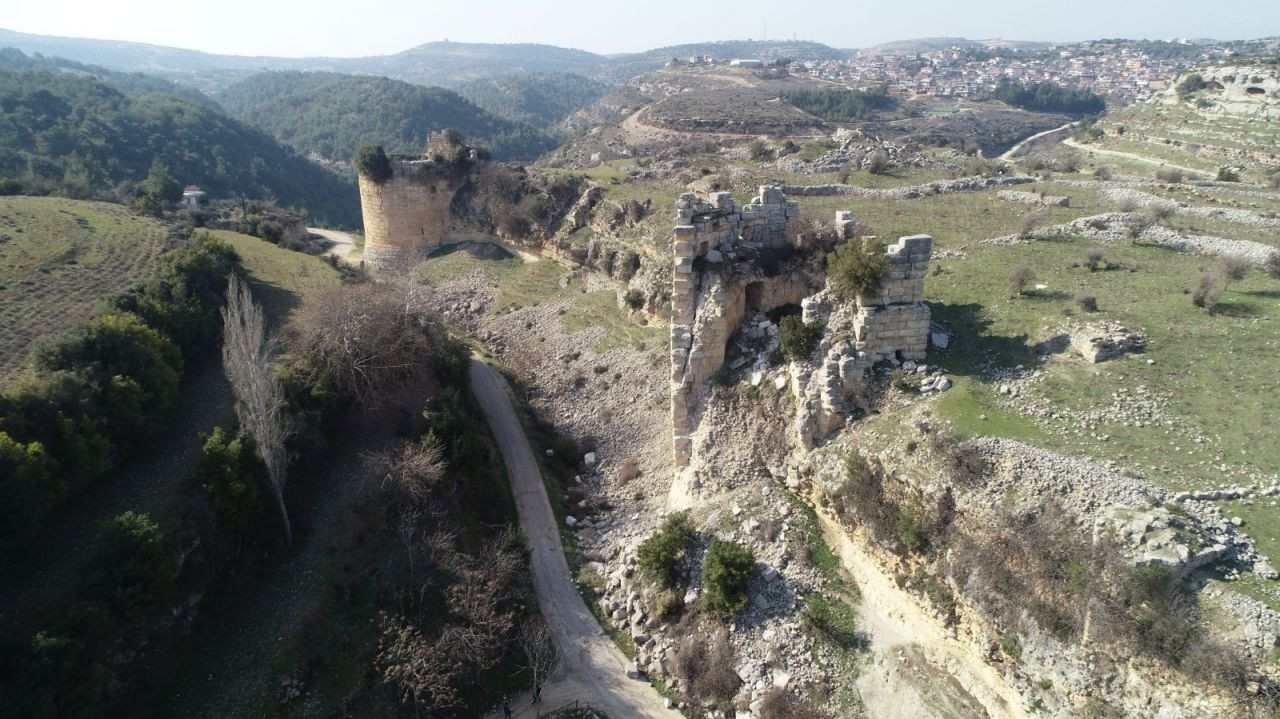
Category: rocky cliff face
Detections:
[{"x1": 1161, "y1": 64, "x2": 1280, "y2": 118}]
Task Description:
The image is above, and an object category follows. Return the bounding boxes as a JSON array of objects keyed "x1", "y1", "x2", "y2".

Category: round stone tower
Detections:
[{"x1": 356, "y1": 135, "x2": 480, "y2": 273}]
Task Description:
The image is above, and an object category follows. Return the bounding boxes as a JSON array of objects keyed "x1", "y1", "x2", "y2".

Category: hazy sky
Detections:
[{"x1": 1, "y1": 0, "x2": 1276, "y2": 57}]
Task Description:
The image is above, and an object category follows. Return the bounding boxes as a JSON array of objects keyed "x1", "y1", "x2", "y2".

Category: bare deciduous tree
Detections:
[
  {"x1": 285, "y1": 284, "x2": 435, "y2": 402},
  {"x1": 222, "y1": 274, "x2": 295, "y2": 544},
  {"x1": 373, "y1": 441, "x2": 446, "y2": 507},
  {"x1": 516, "y1": 619, "x2": 558, "y2": 693}
]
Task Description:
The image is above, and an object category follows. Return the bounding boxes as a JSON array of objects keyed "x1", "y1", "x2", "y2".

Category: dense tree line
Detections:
[
  {"x1": 993, "y1": 80, "x2": 1105, "y2": 115},
  {"x1": 456, "y1": 71, "x2": 610, "y2": 128},
  {"x1": 0, "y1": 69, "x2": 360, "y2": 226},
  {"x1": 215, "y1": 71, "x2": 561, "y2": 164},
  {"x1": 785, "y1": 86, "x2": 898, "y2": 122}
]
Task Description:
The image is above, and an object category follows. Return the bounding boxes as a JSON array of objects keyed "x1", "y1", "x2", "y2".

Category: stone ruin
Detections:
[
  {"x1": 356, "y1": 133, "x2": 484, "y2": 273},
  {"x1": 669, "y1": 186, "x2": 934, "y2": 468}
]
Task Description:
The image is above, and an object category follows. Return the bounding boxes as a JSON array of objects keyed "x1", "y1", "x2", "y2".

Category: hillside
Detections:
[
  {"x1": 0, "y1": 47, "x2": 216, "y2": 106},
  {"x1": 0, "y1": 69, "x2": 359, "y2": 225},
  {"x1": 216, "y1": 71, "x2": 560, "y2": 163},
  {"x1": 595, "y1": 39, "x2": 849, "y2": 84},
  {"x1": 1071, "y1": 62, "x2": 1280, "y2": 183},
  {"x1": 456, "y1": 71, "x2": 610, "y2": 128},
  {"x1": 0, "y1": 197, "x2": 171, "y2": 385},
  {"x1": 0, "y1": 28, "x2": 607, "y2": 90}
]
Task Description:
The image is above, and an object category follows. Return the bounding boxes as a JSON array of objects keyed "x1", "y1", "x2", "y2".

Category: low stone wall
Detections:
[{"x1": 782, "y1": 175, "x2": 1034, "y2": 199}]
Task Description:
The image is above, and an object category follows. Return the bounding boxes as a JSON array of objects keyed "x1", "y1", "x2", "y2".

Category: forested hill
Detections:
[
  {"x1": 216, "y1": 71, "x2": 561, "y2": 163},
  {"x1": 456, "y1": 71, "x2": 610, "y2": 128},
  {"x1": 0, "y1": 69, "x2": 360, "y2": 226},
  {"x1": 0, "y1": 47, "x2": 216, "y2": 107}
]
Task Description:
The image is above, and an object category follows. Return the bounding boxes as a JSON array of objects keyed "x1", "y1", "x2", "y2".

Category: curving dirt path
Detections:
[
  {"x1": 469, "y1": 360, "x2": 682, "y2": 719},
  {"x1": 998, "y1": 122, "x2": 1077, "y2": 161},
  {"x1": 306, "y1": 226, "x2": 360, "y2": 266},
  {"x1": 1062, "y1": 137, "x2": 1207, "y2": 177}
]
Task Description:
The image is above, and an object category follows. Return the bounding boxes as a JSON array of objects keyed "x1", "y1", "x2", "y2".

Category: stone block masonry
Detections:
[
  {"x1": 668, "y1": 186, "x2": 935, "y2": 467},
  {"x1": 358, "y1": 168, "x2": 461, "y2": 273},
  {"x1": 670, "y1": 187, "x2": 801, "y2": 467},
  {"x1": 849, "y1": 234, "x2": 933, "y2": 370}
]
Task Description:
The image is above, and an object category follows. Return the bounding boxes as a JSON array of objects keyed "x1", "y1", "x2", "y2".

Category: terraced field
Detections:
[
  {"x1": 0, "y1": 197, "x2": 171, "y2": 386},
  {"x1": 1081, "y1": 101, "x2": 1280, "y2": 183}
]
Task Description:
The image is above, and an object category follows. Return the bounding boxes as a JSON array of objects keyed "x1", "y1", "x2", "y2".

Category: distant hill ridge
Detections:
[{"x1": 0, "y1": 27, "x2": 852, "y2": 90}]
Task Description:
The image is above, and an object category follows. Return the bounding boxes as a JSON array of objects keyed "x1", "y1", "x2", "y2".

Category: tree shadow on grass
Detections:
[
  {"x1": 1241, "y1": 289, "x2": 1280, "y2": 300},
  {"x1": 1211, "y1": 299, "x2": 1263, "y2": 319},
  {"x1": 928, "y1": 301, "x2": 1063, "y2": 378}
]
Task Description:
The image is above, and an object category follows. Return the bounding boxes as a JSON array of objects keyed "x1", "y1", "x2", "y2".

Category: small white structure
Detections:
[
  {"x1": 181, "y1": 186, "x2": 206, "y2": 210},
  {"x1": 730, "y1": 58, "x2": 762, "y2": 68}
]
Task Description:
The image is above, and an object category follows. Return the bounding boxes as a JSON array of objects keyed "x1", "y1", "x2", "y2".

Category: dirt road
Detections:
[
  {"x1": 469, "y1": 360, "x2": 682, "y2": 719},
  {"x1": 1061, "y1": 138, "x2": 1207, "y2": 177},
  {"x1": 998, "y1": 122, "x2": 1077, "y2": 161},
  {"x1": 306, "y1": 226, "x2": 360, "y2": 265}
]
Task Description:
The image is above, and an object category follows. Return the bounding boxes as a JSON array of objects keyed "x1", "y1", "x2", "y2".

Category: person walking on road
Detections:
[{"x1": 503, "y1": 700, "x2": 513, "y2": 718}]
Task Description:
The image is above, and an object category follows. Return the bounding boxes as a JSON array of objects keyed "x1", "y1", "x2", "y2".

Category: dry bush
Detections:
[
  {"x1": 1266, "y1": 251, "x2": 1280, "y2": 280},
  {"x1": 1076, "y1": 294, "x2": 1100, "y2": 312},
  {"x1": 372, "y1": 441, "x2": 445, "y2": 507},
  {"x1": 1093, "y1": 166, "x2": 1114, "y2": 181},
  {"x1": 1221, "y1": 255, "x2": 1250, "y2": 286},
  {"x1": 1192, "y1": 274, "x2": 1221, "y2": 312},
  {"x1": 930, "y1": 433, "x2": 992, "y2": 485},
  {"x1": 1009, "y1": 264, "x2": 1036, "y2": 296},
  {"x1": 1117, "y1": 196, "x2": 1141, "y2": 213},
  {"x1": 672, "y1": 623, "x2": 741, "y2": 707},
  {"x1": 866, "y1": 150, "x2": 890, "y2": 175},
  {"x1": 1156, "y1": 168, "x2": 1184, "y2": 184},
  {"x1": 286, "y1": 284, "x2": 436, "y2": 402},
  {"x1": 1018, "y1": 210, "x2": 1047, "y2": 239},
  {"x1": 618, "y1": 458, "x2": 641, "y2": 484},
  {"x1": 1147, "y1": 201, "x2": 1177, "y2": 221},
  {"x1": 759, "y1": 687, "x2": 826, "y2": 719},
  {"x1": 1123, "y1": 212, "x2": 1154, "y2": 240},
  {"x1": 1082, "y1": 249, "x2": 1106, "y2": 271}
]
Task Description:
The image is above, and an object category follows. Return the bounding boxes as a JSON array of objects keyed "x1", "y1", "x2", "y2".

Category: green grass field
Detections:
[
  {"x1": 0, "y1": 197, "x2": 171, "y2": 386},
  {"x1": 207, "y1": 229, "x2": 342, "y2": 323}
]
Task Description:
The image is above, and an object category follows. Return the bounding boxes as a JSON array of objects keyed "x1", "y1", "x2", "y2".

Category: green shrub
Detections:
[
  {"x1": 623, "y1": 289, "x2": 645, "y2": 310},
  {"x1": 800, "y1": 594, "x2": 861, "y2": 649},
  {"x1": 1176, "y1": 73, "x2": 1206, "y2": 100},
  {"x1": 110, "y1": 233, "x2": 239, "y2": 355},
  {"x1": 1216, "y1": 166, "x2": 1241, "y2": 182},
  {"x1": 895, "y1": 501, "x2": 930, "y2": 554},
  {"x1": 637, "y1": 512, "x2": 694, "y2": 587},
  {"x1": 702, "y1": 541, "x2": 755, "y2": 616},
  {"x1": 196, "y1": 425, "x2": 268, "y2": 536},
  {"x1": 94, "y1": 511, "x2": 175, "y2": 626},
  {"x1": 1000, "y1": 632, "x2": 1023, "y2": 660},
  {"x1": 778, "y1": 315, "x2": 822, "y2": 361},
  {"x1": 355, "y1": 144, "x2": 393, "y2": 184},
  {"x1": 827, "y1": 237, "x2": 889, "y2": 299},
  {"x1": 36, "y1": 313, "x2": 183, "y2": 444},
  {"x1": 0, "y1": 432, "x2": 61, "y2": 560}
]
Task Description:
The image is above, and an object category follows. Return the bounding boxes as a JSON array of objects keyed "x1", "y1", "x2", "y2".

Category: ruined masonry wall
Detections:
[
  {"x1": 851, "y1": 234, "x2": 933, "y2": 369},
  {"x1": 670, "y1": 187, "x2": 799, "y2": 467},
  {"x1": 357, "y1": 162, "x2": 462, "y2": 273}
]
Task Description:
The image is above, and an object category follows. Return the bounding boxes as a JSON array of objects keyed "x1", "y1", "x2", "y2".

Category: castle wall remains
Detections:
[{"x1": 669, "y1": 189, "x2": 934, "y2": 468}]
